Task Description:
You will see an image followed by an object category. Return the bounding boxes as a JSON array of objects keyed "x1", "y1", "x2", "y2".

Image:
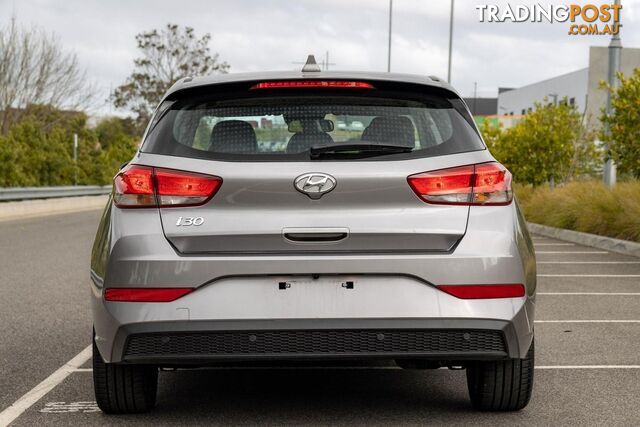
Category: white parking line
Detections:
[
  {"x1": 538, "y1": 274, "x2": 640, "y2": 277},
  {"x1": 538, "y1": 292, "x2": 640, "y2": 295},
  {"x1": 536, "y1": 365, "x2": 640, "y2": 369},
  {"x1": 537, "y1": 261, "x2": 640, "y2": 264},
  {"x1": 70, "y1": 365, "x2": 636, "y2": 371},
  {"x1": 535, "y1": 320, "x2": 640, "y2": 323},
  {"x1": 40, "y1": 401, "x2": 99, "y2": 414},
  {"x1": 536, "y1": 251, "x2": 609, "y2": 254},
  {"x1": 0, "y1": 345, "x2": 92, "y2": 426},
  {"x1": 60, "y1": 365, "x2": 640, "y2": 372},
  {"x1": 534, "y1": 243, "x2": 575, "y2": 246}
]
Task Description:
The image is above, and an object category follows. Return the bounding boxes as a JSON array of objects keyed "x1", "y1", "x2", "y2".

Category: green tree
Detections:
[
  {"x1": 113, "y1": 24, "x2": 229, "y2": 131},
  {"x1": 487, "y1": 101, "x2": 599, "y2": 186},
  {"x1": 0, "y1": 106, "x2": 137, "y2": 187},
  {"x1": 95, "y1": 116, "x2": 138, "y2": 149},
  {"x1": 478, "y1": 119, "x2": 502, "y2": 152},
  {"x1": 0, "y1": 106, "x2": 83, "y2": 186},
  {"x1": 93, "y1": 117, "x2": 139, "y2": 183},
  {"x1": 601, "y1": 68, "x2": 640, "y2": 178}
]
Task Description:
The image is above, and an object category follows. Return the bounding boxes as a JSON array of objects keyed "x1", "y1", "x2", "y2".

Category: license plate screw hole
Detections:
[{"x1": 278, "y1": 282, "x2": 291, "y2": 290}]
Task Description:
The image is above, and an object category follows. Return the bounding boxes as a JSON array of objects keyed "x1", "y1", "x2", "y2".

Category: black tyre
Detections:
[
  {"x1": 466, "y1": 339, "x2": 534, "y2": 411},
  {"x1": 92, "y1": 339, "x2": 158, "y2": 414}
]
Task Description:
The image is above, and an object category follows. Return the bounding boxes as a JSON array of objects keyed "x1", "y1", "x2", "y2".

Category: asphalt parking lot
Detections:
[{"x1": 1, "y1": 210, "x2": 639, "y2": 426}]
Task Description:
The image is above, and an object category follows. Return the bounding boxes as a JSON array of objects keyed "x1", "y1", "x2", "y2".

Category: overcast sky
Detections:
[{"x1": 2, "y1": 0, "x2": 639, "y2": 114}]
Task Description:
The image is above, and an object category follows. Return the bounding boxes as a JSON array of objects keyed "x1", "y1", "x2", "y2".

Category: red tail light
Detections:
[
  {"x1": 407, "y1": 162, "x2": 512, "y2": 205},
  {"x1": 250, "y1": 81, "x2": 375, "y2": 90},
  {"x1": 113, "y1": 165, "x2": 156, "y2": 207},
  {"x1": 104, "y1": 288, "x2": 194, "y2": 302},
  {"x1": 437, "y1": 284, "x2": 525, "y2": 299},
  {"x1": 113, "y1": 165, "x2": 222, "y2": 208},
  {"x1": 155, "y1": 168, "x2": 222, "y2": 207}
]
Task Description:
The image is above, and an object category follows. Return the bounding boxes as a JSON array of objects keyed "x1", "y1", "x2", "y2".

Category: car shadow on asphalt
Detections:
[{"x1": 140, "y1": 367, "x2": 474, "y2": 423}]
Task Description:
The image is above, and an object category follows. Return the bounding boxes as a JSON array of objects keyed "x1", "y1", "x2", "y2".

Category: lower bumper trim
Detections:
[
  {"x1": 122, "y1": 327, "x2": 508, "y2": 364},
  {"x1": 109, "y1": 318, "x2": 524, "y2": 363}
]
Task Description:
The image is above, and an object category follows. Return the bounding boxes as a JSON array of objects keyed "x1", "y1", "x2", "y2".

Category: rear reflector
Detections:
[
  {"x1": 250, "y1": 81, "x2": 375, "y2": 90},
  {"x1": 113, "y1": 165, "x2": 222, "y2": 208},
  {"x1": 104, "y1": 288, "x2": 194, "y2": 302},
  {"x1": 407, "y1": 162, "x2": 512, "y2": 205},
  {"x1": 437, "y1": 284, "x2": 525, "y2": 299}
]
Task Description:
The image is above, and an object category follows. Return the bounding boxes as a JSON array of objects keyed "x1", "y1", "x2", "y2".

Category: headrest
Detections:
[
  {"x1": 209, "y1": 120, "x2": 258, "y2": 154},
  {"x1": 286, "y1": 132, "x2": 333, "y2": 153},
  {"x1": 361, "y1": 116, "x2": 415, "y2": 148}
]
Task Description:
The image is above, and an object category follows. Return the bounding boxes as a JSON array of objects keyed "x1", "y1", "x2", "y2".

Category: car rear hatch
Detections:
[
  {"x1": 156, "y1": 160, "x2": 471, "y2": 254},
  {"x1": 139, "y1": 77, "x2": 486, "y2": 255}
]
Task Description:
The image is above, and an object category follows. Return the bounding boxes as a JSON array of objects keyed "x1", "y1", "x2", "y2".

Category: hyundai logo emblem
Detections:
[{"x1": 294, "y1": 173, "x2": 337, "y2": 199}]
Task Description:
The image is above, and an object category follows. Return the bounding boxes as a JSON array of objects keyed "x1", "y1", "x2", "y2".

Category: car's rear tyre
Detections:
[
  {"x1": 92, "y1": 339, "x2": 158, "y2": 414},
  {"x1": 466, "y1": 338, "x2": 534, "y2": 411}
]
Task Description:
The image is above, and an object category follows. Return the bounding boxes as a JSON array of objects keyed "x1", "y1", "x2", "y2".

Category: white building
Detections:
[{"x1": 497, "y1": 46, "x2": 640, "y2": 129}]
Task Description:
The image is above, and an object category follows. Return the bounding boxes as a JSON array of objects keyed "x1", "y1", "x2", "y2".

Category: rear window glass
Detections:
[{"x1": 142, "y1": 84, "x2": 485, "y2": 161}]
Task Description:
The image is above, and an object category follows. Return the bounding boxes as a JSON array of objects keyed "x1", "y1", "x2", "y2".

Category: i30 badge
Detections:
[{"x1": 294, "y1": 173, "x2": 336, "y2": 199}]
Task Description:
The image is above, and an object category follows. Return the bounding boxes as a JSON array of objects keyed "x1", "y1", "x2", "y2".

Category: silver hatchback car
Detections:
[{"x1": 91, "y1": 64, "x2": 536, "y2": 414}]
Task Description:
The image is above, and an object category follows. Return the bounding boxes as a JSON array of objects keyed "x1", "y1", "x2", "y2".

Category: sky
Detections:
[{"x1": 2, "y1": 0, "x2": 639, "y2": 115}]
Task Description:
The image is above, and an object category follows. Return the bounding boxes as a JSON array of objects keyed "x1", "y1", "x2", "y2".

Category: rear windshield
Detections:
[{"x1": 141, "y1": 82, "x2": 485, "y2": 161}]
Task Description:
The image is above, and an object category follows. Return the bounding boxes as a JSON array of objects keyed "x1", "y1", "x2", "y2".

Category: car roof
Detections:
[{"x1": 163, "y1": 70, "x2": 460, "y2": 99}]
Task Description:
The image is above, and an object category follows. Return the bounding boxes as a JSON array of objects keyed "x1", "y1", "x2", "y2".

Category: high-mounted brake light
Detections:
[
  {"x1": 113, "y1": 165, "x2": 222, "y2": 208},
  {"x1": 104, "y1": 288, "x2": 194, "y2": 302},
  {"x1": 250, "y1": 81, "x2": 375, "y2": 90},
  {"x1": 437, "y1": 284, "x2": 525, "y2": 299},
  {"x1": 407, "y1": 162, "x2": 512, "y2": 205}
]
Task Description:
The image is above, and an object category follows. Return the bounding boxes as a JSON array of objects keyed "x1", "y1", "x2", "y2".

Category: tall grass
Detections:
[{"x1": 514, "y1": 181, "x2": 640, "y2": 242}]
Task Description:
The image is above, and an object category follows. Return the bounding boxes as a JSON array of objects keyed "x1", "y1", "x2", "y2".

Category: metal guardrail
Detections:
[{"x1": 0, "y1": 186, "x2": 111, "y2": 202}]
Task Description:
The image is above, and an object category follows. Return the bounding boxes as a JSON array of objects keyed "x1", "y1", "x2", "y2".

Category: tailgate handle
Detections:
[{"x1": 283, "y1": 228, "x2": 349, "y2": 243}]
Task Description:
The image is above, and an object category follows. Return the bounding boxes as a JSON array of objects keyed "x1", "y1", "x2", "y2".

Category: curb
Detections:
[
  {"x1": 527, "y1": 222, "x2": 640, "y2": 258},
  {"x1": 0, "y1": 195, "x2": 109, "y2": 222}
]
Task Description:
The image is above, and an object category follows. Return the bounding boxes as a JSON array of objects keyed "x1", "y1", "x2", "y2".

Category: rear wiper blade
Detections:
[{"x1": 309, "y1": 142, "x2": 413, "y2": 159}]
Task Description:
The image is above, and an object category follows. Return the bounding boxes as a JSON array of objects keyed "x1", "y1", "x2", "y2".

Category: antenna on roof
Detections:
[
  {"x1": 293, "y1": 52, "x2": 336, "y2": 71},
  {"x1": 301, "y1": 55, "x2": 322, "y2": 72}
]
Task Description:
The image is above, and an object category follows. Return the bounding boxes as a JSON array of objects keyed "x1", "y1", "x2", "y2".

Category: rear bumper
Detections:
[
  {"x1": 93, "y1": 274, "x2": 534, "y2": 363},
  {"x1": 113, "y1": 318, "x2": 522, "y2": 365}
]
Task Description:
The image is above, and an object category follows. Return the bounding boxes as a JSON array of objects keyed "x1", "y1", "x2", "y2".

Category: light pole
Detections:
[
  {"x1": 387, "y1": 0, "x2": 393, "y2": 72},
  {"x1": 604, "y1": 0, "x2": 621, "y2": 188},
  {"x1": 544, "y1": 93, "x2": 560, "y2": 189},
  {"x1": 73, "y1": 133, "x2": 78, "y2": 186},
  {"x1": 447, "y1": 0, "x2": 455, "y2": 83}
]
